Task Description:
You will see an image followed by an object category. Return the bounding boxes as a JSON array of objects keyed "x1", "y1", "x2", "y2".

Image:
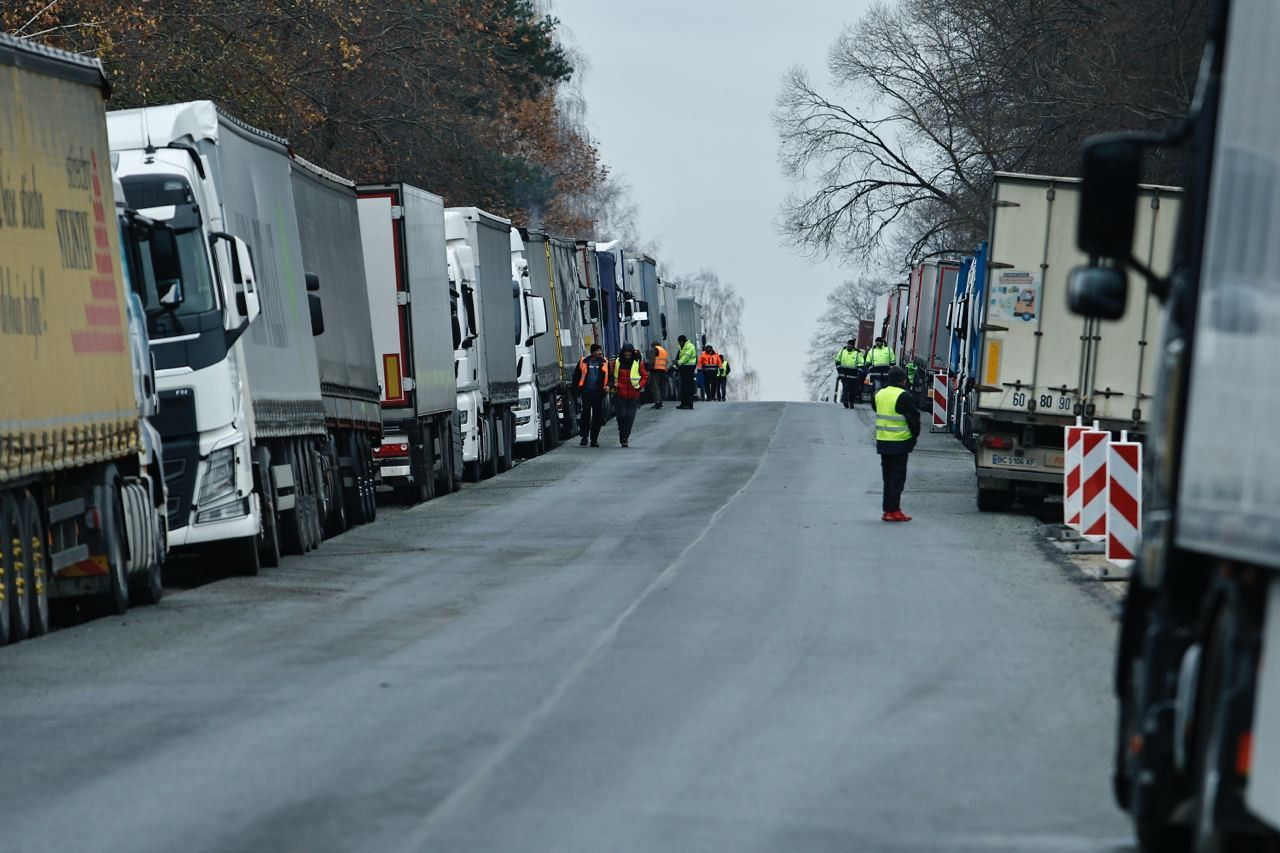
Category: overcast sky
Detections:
[{"x1": 552, "y1": 0, "x2": 875, "y2": 401}]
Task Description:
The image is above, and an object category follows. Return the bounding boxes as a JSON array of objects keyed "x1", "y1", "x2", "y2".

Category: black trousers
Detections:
[
  {"x1": 579, "y1": 393, "x2": 605, "y2": 441},
  {"x1": 615, "y1": 397, "x2": 638, "y2": 442},
  {"x1": 837, "y1": 368, "x2": 857, "y2": 406},
  {"x1": 679, "y1": 365, "x2": 696, "y2": 407},
  {"x1": 880, "y1": 453, "x2": 909, "y2": 512},
  {"x1": 716, "y1": 376, "x2": 727, "y2": 401},
  {"x1": 701, "y1": 368, "x2": 718, "y2": 400},
  {"x1": 650, "y1": 370, "x2": 666, "y2": 404}
]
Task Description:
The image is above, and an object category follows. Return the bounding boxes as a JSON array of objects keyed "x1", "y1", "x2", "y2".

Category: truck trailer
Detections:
[
  {"x1": 971, "y1": 172, "x2": 1178, "y2": 511},
  {"x1": 357, "y1": 184, "x2": 460, "y2": 502},
  {"x1": 1068, "y1": 1, "x2": 1280, "y2": 846},
  {"x1": 290, "y1": 158, "x2": 382, "y2": 529},
  {"x1": 1, "y1": 34, "x2": 170, "y2": 638},
  {"x1": 110, "y1": 101, "x2": 330, "y2": 571}
]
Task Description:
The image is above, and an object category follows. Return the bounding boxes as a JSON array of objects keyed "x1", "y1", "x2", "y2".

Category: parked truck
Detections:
[
  {"x1": 906, "y1": 257, "x2": 962, "y2": 378},
  {"x1": 519, "y1": 228, "x2": 577, "y2": 443},
  {"x1": 622, "y1": 251, "x2": 659, "y2": 353},
  {"x1": 356, "y1": 183, "x2": 460, "y2": 502},
  {"x1": 446, "y1": 208, "x2": 519, "y2": 480},
  {"x1": 1, "y1": 34, "x2": 170, "y2": 640},
  {"x1": 509, "y1": 230, "x2": 552, "y2": 454},
  {"x1": 1068, "y1": 1, "x2": 1280, "y2": 847},
  {"x1": 971, "y1": 172, "x2": 1178, "y2": 511},
  {"x1": 110, "y1": 101, "x2": 333, "y2": 571}
]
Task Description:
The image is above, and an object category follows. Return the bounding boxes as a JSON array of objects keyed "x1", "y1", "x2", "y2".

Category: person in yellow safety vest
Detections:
[
  {"x1": 834, "y1": 339, "x2": 862, "y2": 408},
  {"x1": 715, "y1": 351, "x2": 730, "y2": 401},
  {"x1": 610, "y1": 343, "x2": 649, "y2": 447},
  {"x1": 875, "y1": 366, "x2": 921, "y2": 522},
  {"x1": 868, "y1": 338, "x2": 896, "y2": 366},
  {"x1": 676, "y1": 335, "x2": 698, "y2": 409},
  {"x1": 649, "y1": 341, "x2": 669, "y2": 409}
]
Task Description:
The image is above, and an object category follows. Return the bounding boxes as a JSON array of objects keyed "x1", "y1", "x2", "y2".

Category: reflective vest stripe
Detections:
[{"x1": 875, "y1": 386, "x2": 912, "y2": 442}]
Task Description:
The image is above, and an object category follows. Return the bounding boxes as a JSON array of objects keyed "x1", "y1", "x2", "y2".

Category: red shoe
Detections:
[
  {"x1": 881, "y1": 511, "x2": 895, "y2": 522},
  {"x1": 883, "y1": 510, "x2": 912, "y2": 522}
]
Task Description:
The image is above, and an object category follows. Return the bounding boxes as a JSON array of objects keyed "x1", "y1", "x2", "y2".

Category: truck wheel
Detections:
[
  {"x1": 434, "y1": 423, "x2": 454, "y2": 496},
  {"x1": 4, "y1": 495, "x2": 34, "y2": 642},
  {"x1": 0, "y1": 495, "x2": 18, "y2": 644},
  {"x1": 483, "y1": 413, "x2": 500, "y2": 480},
  {"x1": 360, "y1": 434, "x2": 379, "y2": 519},
  {"x1": 20, "y1": 493, "x2": 50, "y2": 635},
  {"x1": 497, "y1": 410, "x2": 514, "y2": 473},
  {"x1": 1193, "y1": 609, "x2": 1242, "y2": 853},
  {"x1": 279, "y1": 442, "x2": 307, "y2": 556},
  {"x1": 258, "y1": 469, "x2": 282, "y2": 569},
  {"x1": 97, "y1": 490, "x2": 130, "y2": 617},
  {"x1": 976, "y1": 488, "x2": 1015, "y2": 512}
]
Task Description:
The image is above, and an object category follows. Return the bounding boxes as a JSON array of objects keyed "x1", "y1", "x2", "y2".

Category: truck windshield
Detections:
[{"x1": 135, "y1": 226, "x2": 219, "y2": 320}]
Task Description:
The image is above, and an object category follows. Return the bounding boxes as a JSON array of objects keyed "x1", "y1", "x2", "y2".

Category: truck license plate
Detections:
[{"x1": 992, "y1": 454, "x2": 1038, "y2": 468}]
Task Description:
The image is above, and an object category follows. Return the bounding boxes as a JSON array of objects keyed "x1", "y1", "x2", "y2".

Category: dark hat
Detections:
[
  {"x1": 887, "y1": 366, "x2": 907, "y2": 386},
  {"x1": 620, "y1": 342, "x2": 635, "y2": 355}
]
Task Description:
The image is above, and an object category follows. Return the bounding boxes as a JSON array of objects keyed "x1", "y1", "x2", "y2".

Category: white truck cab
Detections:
[{"x1": 510, "y1": 231, "x2": 549, "y2": 449}]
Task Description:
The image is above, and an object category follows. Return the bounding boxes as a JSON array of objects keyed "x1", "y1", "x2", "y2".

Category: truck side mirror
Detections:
[
  {"x1": 1068, "y1": 265, "x2": 1128, "y2": 320},
  {"x1": 305, "y1": 272, "x2": 320, "y2": 292},
  {"x1": 1077, "y1": 135, "x2": 1144, "y2": 260},
  {"x1": 529, "y1": 295, "x2": 548, "y2": 337},
  {"x1": 309, "y1": 292, "x2": 325, "y2": 336}
]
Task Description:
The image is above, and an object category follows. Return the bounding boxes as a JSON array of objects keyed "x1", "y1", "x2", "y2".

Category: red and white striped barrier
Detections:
[
  {"x1": 1080, "y1": 429, "x2": 1110, "y2": 542},
  {"x1": 1064, "y1": 422, "x2": 1087, "y2": 531},
  {"x1": 931, "y1": 373, "x2": 948, "y2": 431},
  {"x1": 1107, "y1": 438, "x2": 1142, "y2": 568}
]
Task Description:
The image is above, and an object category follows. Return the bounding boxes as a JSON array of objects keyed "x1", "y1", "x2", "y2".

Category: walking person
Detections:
[
  {"x1": 697, "y1": 345, "x2": 721, "y2": 401},
  {"x1": 573, "y1": 343, "x2": 610, "y2": 446},
  {"x1": 676, "y1": 335, "x2": 698, "y2": 409},
  {"x1": 611, "y1": 343, "x2": 648, "y2": 447},
  {"x1": 716, "y1": 351, "x2": 730, "y2": 401},
  {"x1": 834, "y1": 339, "x2": 863, "y2": 408},
  {"x1": 866, "y1": 336, "x2": 897, "y2": 399},
  {"x1": 649, "y1": 340, "x2": 669, "y2": 409},
  {"x1": 875, "y1": 367, "x2": 920, "y2": 522}
]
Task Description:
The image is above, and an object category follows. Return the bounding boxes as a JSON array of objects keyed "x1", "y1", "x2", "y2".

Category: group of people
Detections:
[
  {"x1": 571, "y1": 335, "x2": 729, "y2": 448},
  {"x1": 834, "y1": 337, "x2": 898, "y2": 408},
  {"x1": 834, "y1": 338, "x2": 920, "y2": 523}
]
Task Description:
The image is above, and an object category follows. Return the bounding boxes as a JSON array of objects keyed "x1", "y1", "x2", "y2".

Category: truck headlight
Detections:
[
  {"x1": 514, "y1": 398, "x2": 532, "y2": 412},
  {"x1": 516, "y1": 415, "x2": 532, "y2": 426},
  {"x1": 458, "y1": 409, "x2": 469, "y2": 425},
  {"x1": 196, "y1": 495, "x2": 249, "y2": 524},
  {"x1": 197, "y1": 447, "x2": 237, "y2": 507}
]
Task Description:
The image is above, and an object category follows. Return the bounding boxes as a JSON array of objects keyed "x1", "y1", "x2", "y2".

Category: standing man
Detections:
[
  {"x1": 676, "y1": 335, "x2": 698, "y2": 409},
  {"x1": 611, "y1": 343, "x2": 648, "y2": 447},
  {"x1": 697, "y1": 345, "x2": 722, "y2": 401},
  {"x1": 867, "y1": 336, "x2": 897, "y2": 398},
  {"x1": 875, "y1": 367, "x2": 920, "y2": 522},
  {"x1": 649, "y1": 340, "x2": 669, "y2": 409},
  {"x1": 834, "y1": 339, "x2": 862, "y2": 408},
  {"x1": 716, "y1": 351, "x2": 730, "y2": 401},
  {"x1": 573, "y1": 343, "x2": 610, "y2": 446}
]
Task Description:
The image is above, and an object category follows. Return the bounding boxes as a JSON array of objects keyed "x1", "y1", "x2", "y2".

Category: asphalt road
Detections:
[{"x1": 1, "y1": 402, "x2": 1131, "y2": 852}]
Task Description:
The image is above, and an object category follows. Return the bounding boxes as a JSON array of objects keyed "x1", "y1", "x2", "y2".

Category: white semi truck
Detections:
[
  {"x1": 447, "y1": 208, "x2": 519, "y2": 480},
  {"x1": 509, "y1": 231, "x2": 552, "y2": 454},
  {"x1": 356, "y1": 183, "x2": 460, "y2": 503},
  {"x1": 0, "y1": 34, "x2": 170, "y2": 638},
  {"x1": 109, "y1": 101, "x2": 329, "y2": 571},
  {"x1": 1069, "y1": 0, "x2": 1280, "y2": 847},
  {"x1": 971, "y1": 172, "x2": 1178, "y2": 511}
]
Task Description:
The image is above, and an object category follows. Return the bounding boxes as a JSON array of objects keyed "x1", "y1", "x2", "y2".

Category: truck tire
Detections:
[
  {"x1": 497, "y1": 409, "x2": 514, "y2": 473},
  {"x1": 435, "y1": 422, "x2": 454, "y2": 496},
  {"x1": 0, "y1": 494, "x2": 18, "y2": 644},
  {"x1": 20, "y1": 493, "x2": 50, "y2": 635},
  {"x1": 360, "y1": 433, "x2": 379, "y2": 520},
  {"x1": 483, "y1": 412, "x2": 500, "y2": 480},
  {"x1": 976, "y1": 488, "x2": 1015, "y2": 512},
  {"x1": 97, "y1": 488, "x2": 130, "y2": 617},
  {"x1": 279, "y1": 442, "x2": 307, "y2": 556},
  {"x1": 301, "y1": 442, "x2": 323, "y2": 551},
  {"x1": 1192, "y1": 608, "x2": 1243, "y2": 853},
  {"x1": 227, "y1": 535, "x2": 261, "y2": 577},
  {"x1": 257, "y1": 458, "x2": 282, "y2": 569}
]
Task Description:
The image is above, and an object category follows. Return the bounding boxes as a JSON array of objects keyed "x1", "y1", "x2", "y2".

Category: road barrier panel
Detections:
[
  {"x1": 1064, "y1": 420, "x2": 1087, "y2": 531},
  {"x1": 1107, "y1": 437, "x2": 1142, "y2": 569},
  {"x1": 1080, "y1": 429, "x2": 1110, "y2": 542},
  {"x1": 931, "y1": 372, "x2": 948, "y2": 432}
]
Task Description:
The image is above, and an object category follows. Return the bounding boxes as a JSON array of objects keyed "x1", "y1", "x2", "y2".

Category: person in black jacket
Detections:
[{"x1": 874, "y1": 367, "x2": 921, "y2": 522}]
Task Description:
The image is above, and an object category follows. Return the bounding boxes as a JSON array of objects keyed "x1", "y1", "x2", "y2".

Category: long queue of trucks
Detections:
[
  {"x1": 0, "y1": 32, "x2": 704, "y2": 648},
  {"x1": 872, "y1": 172, "x2": 1177, "y2": 513}
]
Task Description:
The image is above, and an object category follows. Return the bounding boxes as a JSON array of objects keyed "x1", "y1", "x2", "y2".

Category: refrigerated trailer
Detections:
[
  {"x1": 357, "y1": 184, "x2": 460, "y2": 502},
  {"x1": 971, "y1": 172, "x2": 1178, "y2": 511},
  {"x1": 290, "y1": 158, "x2": 381, "y2": 528},
  {"x1": 0, "y1": 34, "x2": 170, "y2": 636},
  {"x1": 447, "y1": 208, "x2": 519, "y2": 480}
]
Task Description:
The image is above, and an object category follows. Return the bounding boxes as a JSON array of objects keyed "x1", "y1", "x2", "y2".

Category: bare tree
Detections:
[
  {"x1": 775, "y1": 0, "x2": 1206, "y2": 269},
  {"x1": 803, "y1": 277, "x2": 893, "y2": 401}
]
